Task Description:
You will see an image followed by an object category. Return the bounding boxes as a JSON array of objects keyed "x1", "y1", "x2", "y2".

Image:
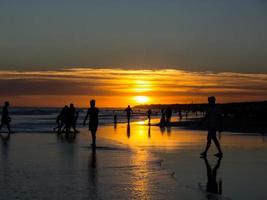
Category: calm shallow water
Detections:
[{"x1": 1, "y1": 120, "x2": 267, "y2": 199}]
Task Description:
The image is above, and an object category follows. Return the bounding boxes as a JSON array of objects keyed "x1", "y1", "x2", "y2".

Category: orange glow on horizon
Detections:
[
  {"x1": 134, "y1": 96, "x2": 150, "y2": 104},
  {"x1": 0, "y1": 68, "x2": 266, "y2": 107}
]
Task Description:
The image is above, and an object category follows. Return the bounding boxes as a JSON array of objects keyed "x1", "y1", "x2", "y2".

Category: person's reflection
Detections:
[
  {"x1": 200, "y1": 157, "x2": 222, "y2": 199},
  {"x1": 90, "y1": 149, "x2": 97, "y2": 169},
  {"x1": 127, "y1": 123, "x2": 131, "y2": 138},
  {"x1": 56, "y1": 131, "x2": 76, "y2": 143},
  {"x1": 65, "y1": 132, "x2": 76, "y2": 141},
  {"x1": 167, "y1": 126, "x2": 171, "y2": 137},
  {"x1": 148, "y1": 125, "x2": 151, "y2": 138},
  {"x1": 160, "y1": 126, "x2": 166, "y2": 135},
  {"x1": 1, "y1": 133, "x2": 10, "y2": 199},
  {"x1": 1, "y1": 133, "x2": 10, "y2": 159},
  {"x1": 88, "y1": 150, "x2": 98, "y2": 199}
]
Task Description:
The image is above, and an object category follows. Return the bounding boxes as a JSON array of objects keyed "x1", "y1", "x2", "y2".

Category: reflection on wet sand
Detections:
[
  {"x1": 199, "y1": 157, "x2": 222, "y2": 200},
  {"x1": 98, "y1": 122, "x2": 202, "y2": 148},
  {"x1": 167, "y1": 126, "x2": 171, "y2": 136},
  {"x1": 160, "y1": 126, "x2": 166, "y2": 135},
  {"x1": 88, "y1": 150, "x2": 98, "y2": 199},
  {"x1": 127, "y1": 123, "x2": 131, "y2": 138},
  {"x1": 0, "y1": 133, "x2": 10, "y2": 200},
  {"x1": 128, "y1": 149, "x2": 150, "y2": 199}
]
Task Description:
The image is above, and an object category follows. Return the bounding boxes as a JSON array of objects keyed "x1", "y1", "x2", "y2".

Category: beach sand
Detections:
[{"x1": 1, "y1": 121, "x2": 267, "y2": 199}]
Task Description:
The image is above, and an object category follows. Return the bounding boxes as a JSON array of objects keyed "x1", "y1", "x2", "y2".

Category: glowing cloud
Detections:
[{"x1": 0, "y1": 68, "x2": 266, "y2": 107}]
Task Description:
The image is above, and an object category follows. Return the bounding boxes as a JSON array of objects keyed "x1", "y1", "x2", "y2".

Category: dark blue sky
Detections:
[{"x1": 1, "y1": 0, "x2": 267, "y2": 72}]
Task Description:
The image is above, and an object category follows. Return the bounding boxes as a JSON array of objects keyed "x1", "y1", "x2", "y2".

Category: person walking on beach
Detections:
[
  {"x1": 125, "y1": 105, "x2": 133, "y2": 124},
  {"x1": 200, "y1": 96, "x2": 223, "y2": 158},
  {"x1": 147, "y1": 109, "x2": 152, "y2": 124},
  {"x1": 83, "y1": 99, "x2": 99, "y2": 149},
  {"x1": 0, "y1": 101, "x2": 12, "y2": 134}
]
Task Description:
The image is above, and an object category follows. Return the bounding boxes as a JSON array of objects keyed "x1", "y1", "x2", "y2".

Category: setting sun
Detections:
[{"x1": 134, "y1": 96, "x2": 150, "y2": 104}]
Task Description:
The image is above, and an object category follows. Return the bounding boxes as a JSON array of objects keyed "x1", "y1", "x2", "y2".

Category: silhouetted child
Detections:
[
  {"x1": 125, "y1": 105, "x2": 133, "y2": 124},
  {"x1": 83, "y1": 99, "x2": 99, "y2": 149},
  {"x1": 147, "y1": 109, "x2": 152, "y2": 124},
  {"x1": 0, "y1": 101, "x2": 12, "y2": 134},
  {"x1": 200, "y1": 96, "x2": 223, "y2": 158}
]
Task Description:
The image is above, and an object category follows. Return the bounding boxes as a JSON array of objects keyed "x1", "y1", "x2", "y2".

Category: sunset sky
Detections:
[
  {"x1": 0, "y1": 1, "x2": 267, "y2": 107},
  {"x1": 1, "y1": 68, "x2": 266, "y2": 107}
]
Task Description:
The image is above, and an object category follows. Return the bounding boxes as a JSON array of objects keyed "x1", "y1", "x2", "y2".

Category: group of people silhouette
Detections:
[
  {"x1": 160, "y1": 107, "x2": 173, "y2": 126},
  {"x1": 54, "y1": 103, "x2": 79, "y2": 136},
  {"x1": 0, "y1": 96, "x2": 223, "y2": 157},
  {"x1": 0, "y1": 97, "x2": 224, "y2": 197}
]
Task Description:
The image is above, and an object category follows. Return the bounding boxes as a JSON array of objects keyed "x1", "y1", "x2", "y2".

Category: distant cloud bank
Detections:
[{"x1": 0, "y1": 68, "x2": 266, "y2": 107}]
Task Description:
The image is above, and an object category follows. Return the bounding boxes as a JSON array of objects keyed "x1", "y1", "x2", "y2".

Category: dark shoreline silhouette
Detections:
[
  {"x1": 137, "y1": 101, "x2": 267, "y2": 134},
  {"x1": 153, "y1": 117, "x2": 267, "y2": 134}
]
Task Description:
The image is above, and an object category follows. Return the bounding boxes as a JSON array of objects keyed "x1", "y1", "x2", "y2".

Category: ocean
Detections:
[{"x1": 6, "y1": 107, "x2": 154, "y2": 133}]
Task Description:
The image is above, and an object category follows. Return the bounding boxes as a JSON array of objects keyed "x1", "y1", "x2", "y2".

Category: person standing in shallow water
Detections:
[
  {"x1": 200, "y1": 96, "x2": 223, "y2": 158},
  {"x1": 147, "y1": 109, "x2": 152, "y2": 125},
  {"x1": 83, "y1": 99, "x2": 99, "y2": 149},
  {"x1": 125, "y1": 105, "x2": 133, "y2": 124},
  {"x1": 0, "y1": 101, "x2": 12, "y2": 134}
]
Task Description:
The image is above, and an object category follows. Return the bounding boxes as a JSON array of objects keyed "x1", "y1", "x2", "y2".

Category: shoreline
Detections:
[{"x1": 152, "y1": 118, "x2": 267, "y2": 134}]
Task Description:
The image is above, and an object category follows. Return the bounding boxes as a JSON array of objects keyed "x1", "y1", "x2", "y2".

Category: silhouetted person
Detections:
[
  {"x1": 147, "y1": 109, "x2": 152, "y2": 124},
  {"x1": 165, "y1": 107, "x2": 172, "y2": 124},
  {"x1": 200, "y1": 96, "x2": 223, "y2": 158},
  {"x1": 68, "y1": 103, "x2": 78, "y2": 134},
  {"x1": 125, "y1": 105, "x2": 133, "y2": 124},
  {"x1": 114, "y1": 113, "x2": 117, "y2": 125},
  {"x1": 55, "y1": 105, "x2": 69, "y2": 134},
  {"x1": 113, "y1": 112, "x2": 117, "y2": 130},
  {"x1": 0, "y1": 101, "x2": 12, "y2": 134},
  {"x1": 83, "y1": 99, "x2": 99, "y2": 149},
  {"x1": 200, "y1": 157, "x2": 222, "y2": 197},
  {"x1": 127, "y1": 123, "x2": 131, "y2": 138},
  {"x1": 178, "y1": 109, "x2": 183, "y2": 121},
  {"x1": 160, "y1": 109, "x2": 166, "y2": 126}
]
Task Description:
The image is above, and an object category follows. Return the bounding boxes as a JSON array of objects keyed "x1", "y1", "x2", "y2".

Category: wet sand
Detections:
[{"x1": 1, "y1": 121, "x2": 267, "y2": 199}]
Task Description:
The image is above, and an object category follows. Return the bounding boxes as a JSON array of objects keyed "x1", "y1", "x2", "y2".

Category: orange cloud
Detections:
[{"x1": 0, "y1": 68, "x2": 266, "y2": 107}]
